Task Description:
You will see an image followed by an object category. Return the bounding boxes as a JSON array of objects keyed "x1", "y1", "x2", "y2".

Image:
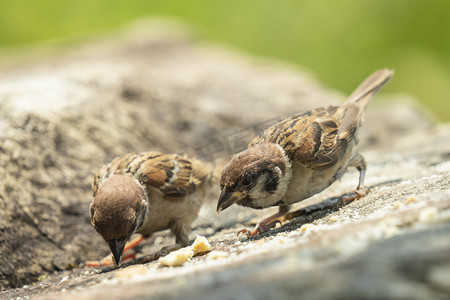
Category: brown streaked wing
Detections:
[
  {"x1": 92, "y1": 170, "x2": 103, "y2": 196},
  {"x1": 251, "y1": 105, "x2": 358, "y2": 170},
  {"x1": 92, "y1": 152, "x2": 163, "y2": 196},
  {"x1": 135, "y1": 153, "x2": 212, "y2": 200},
  {"x1": 93, "y1": 152, "x2": 212, "y2": 200}
]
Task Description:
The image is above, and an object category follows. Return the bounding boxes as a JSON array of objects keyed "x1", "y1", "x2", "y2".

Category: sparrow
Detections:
[
  {"x1": 217, "y1": 69, "x2": 394, "y2": 236},
  {"x1": 89, "y1": 151, "x2": 213, "y2": 267}
]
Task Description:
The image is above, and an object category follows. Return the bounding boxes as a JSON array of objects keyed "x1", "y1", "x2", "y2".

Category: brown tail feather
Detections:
[
  {"x1": 337, "y1": 69, "x2": 393, "y2": 136},
  {"x1": 345, "y1": 68, "x2": 394, "y2": 111}
]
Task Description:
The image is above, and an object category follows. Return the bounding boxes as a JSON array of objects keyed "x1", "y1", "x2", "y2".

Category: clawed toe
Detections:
[
  {"x1": 338, "y1": 186, "x2": 369, "y2": 205},
  {"x1": 355, "y1": 186, "x2": 369, "y2": 197},
  {"x1": 237, "y1": 219, "x2": 282, "y2": 237},
  {"x1": 265, "y1": 220, "x2": 282, "y2": 230},
  {"x1": 237, "y1": 228, "x2": 260, "y2": 237}
]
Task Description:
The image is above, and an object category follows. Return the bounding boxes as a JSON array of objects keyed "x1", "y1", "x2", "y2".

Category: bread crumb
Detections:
[
  {"x1": 392, "y1": 201, "x2": 402, "y2": 209},
  {"x1": 191, "y1": 235, "x2": 211, "y2": 255},
  {"x1": 329, "y1": 216, "x2": 338, "y2": 222},
  {"x1": 299, "y1": 224, "x2": 313, "y2": 232},
  {"x1": 208, "y1": 251, "x2": 229, "y2": 260},
  {"x1": 405, "y1": 196, "x2": 417, "y2": 204},
  {"x1": 418, "y1": 207, "x2": 438, "y2": 223},
  {"x1": 159, "y1": 235, "x2": 211, "y2": 267},
  {"x1": 159, "y1": 248, "x2": 194, "y2": 267},
  {"x1": 275, "y1": 237, "x2": 286, "y2": 244}
]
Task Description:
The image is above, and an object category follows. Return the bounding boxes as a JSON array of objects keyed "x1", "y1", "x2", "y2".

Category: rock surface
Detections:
[{"x1": 0, "y1": 20, "x2": 449, "y2": 299}]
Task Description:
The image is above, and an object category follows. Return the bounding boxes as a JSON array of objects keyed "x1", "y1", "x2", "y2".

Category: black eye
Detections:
[{"x1": 241, "y1": 175, "x2": 252, "y2": 187}]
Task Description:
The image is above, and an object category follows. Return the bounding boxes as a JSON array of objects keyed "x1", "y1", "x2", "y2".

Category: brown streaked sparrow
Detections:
[
  {"x1": 217, "y1": 69, "x2": 394, "y2": 236},
  {"x1": 89, "y1": 152, "x2": 213, "y2": 267}
]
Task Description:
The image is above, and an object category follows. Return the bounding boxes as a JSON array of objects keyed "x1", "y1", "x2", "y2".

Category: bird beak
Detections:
[
  {"x1": 107, "y1": 238, "x2": 126, "y2": 267},
  {"x1": 217, "y1": 189, "x2": 244, "y2": 212}
]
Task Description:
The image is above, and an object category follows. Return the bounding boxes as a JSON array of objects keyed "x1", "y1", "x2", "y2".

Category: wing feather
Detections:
[
  {"x1": 93, "y1": 152, "x2": 212, "y2": 200},
  {"x1": 251, "y1": 106, "x2": 355, "y2": 170}
]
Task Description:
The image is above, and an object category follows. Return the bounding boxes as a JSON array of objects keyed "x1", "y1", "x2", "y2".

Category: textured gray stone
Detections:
[{"x1": 0, "y1": 20, "x2": 448, "y2": 299}]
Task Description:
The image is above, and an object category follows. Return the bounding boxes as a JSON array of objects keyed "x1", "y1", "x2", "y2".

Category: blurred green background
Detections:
[{"x1": 0, "y1": 0, "x2": 449, "y2": 121}]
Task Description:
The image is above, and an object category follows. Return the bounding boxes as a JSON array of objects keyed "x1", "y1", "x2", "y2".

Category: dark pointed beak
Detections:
[
  {"x1": 107, "y1": 238, "x2": 126, "y2": 267},
  {"x1": 217, "y1": 189, "x2": 245, "y2": 212}
]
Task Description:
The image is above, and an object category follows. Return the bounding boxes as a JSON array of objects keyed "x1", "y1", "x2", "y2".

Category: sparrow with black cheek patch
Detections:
[
  {"x1": 217, "y1": 69, "x2": 393, "y2": 236},
  {"x1": 88, "y1": 152, "x2": 213, "y2": 267}
]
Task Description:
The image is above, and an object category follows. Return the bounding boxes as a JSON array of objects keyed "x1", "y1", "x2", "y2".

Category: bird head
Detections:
[
  {"x1": 217, "y1": 143, "x2": 291, "y2": 212},
  {"x1": 90, "y1": 175, "x2": 147, "y2": 267}
]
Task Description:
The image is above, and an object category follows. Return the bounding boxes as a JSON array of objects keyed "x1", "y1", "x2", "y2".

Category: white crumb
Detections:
[
  {"x1": 329, "y1": 216, "x2": 338, "y2": 222},
  {"x1": 159, "y1": 248, "x2": 194, "y2": 267},
  {"x1": 191, "y1": 235, "x2": 211, "y2": 255},
  {"x1": 418, "y1": 207, "x2": 438, "y2": 223},
  {"x1": 207, "y1": 251, "x2": 229, "y2": 260},
  {"x1": 299, "y1": 224, "x2": 314, "y2": 232},
  {"x1": 405, "y1": 196, "x2": 417, "y2": 205},
  {"x1": 159, "y1": 235, "x2": 211, "y2": 267},
  {"x1": 392, "y1": 201, "x2": 402, "y2": 209}
]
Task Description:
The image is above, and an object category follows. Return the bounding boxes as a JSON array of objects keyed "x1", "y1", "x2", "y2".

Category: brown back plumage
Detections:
[
  {"x1": 93, "y1": 152, "x2": 213, "y2": 201},
  {"x1": 250, "y1": 69, "x2": 394, "y2": 170}
]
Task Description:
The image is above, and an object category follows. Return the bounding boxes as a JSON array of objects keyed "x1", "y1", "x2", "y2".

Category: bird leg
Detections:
[
  {"x1": 85, "y1": 235, "x2": 145, "y2": 267},
  {"x1": 340, "y1": 153, "x2": 369, "y2": 203},
  {"x1": 238, "y1": 205, "x2": 291, "y2": 236},
  {"x1": 170, "y1": 220, "x2": 191, "y2": 247}
]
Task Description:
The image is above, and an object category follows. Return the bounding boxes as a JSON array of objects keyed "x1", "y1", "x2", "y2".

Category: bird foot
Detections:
[
  {"x1": 338, "y1": 186, "x2": 369, "y2": 205},
  {"x1": 237, "y1": 219, "x2": 282, "y2": 237}
]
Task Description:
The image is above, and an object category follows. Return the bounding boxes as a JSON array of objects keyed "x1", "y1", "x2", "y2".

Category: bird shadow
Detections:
[{"x1": 242, "y1": 178, "x2": 402, "y2": 241}]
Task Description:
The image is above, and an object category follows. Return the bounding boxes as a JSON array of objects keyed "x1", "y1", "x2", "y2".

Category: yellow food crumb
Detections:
[
  {"x1": 392, "y1": 201, "x2": 402, "y2": 209},
  {"x1": 329, "y1": 216, "x2": 338, "y2": 222},
  {"x1": 191, "y1": 235, "x2": 211, "y2": 255},
  {"x1": 405, "y1": 196, "x2": 417, "y2": 204},
  {"x1": 418, "y1": 207, "x2": 438, "y2": 223},
  {"x1": 299, "y1": 224, "x2": 313, "y2": 232},
  {"x1": 208, "y1": 251, "x2": 229, "y2": 260},
  {"x1": 159, "y1": 235, "x2": 211, "y2": 267},
  {"x1": 272, "y1": 236, "x2": 285, "y2": 244},
  {"x1": 159, "y1": 248, "x2": 194, "y2": 267}
]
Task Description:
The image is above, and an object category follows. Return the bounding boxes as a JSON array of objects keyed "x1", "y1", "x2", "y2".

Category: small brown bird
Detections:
[
  {"x1": 217, "y1": 69, "x2": 393, "y2": 235},
  {"x1": 89, "y1": 152, "x2": 212, "y2": 267}
]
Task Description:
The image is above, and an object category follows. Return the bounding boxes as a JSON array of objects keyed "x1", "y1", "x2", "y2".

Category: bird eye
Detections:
[{"x1": 241, "y1": 175, "x2": 252, "y2": 186}]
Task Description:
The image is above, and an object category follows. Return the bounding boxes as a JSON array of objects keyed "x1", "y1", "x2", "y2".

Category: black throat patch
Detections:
[{"x1": 263, "y1": 171, "x2": 279, "y2": 193}]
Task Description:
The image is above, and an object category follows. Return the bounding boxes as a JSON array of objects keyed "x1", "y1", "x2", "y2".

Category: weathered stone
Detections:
[{"x1": 0, "y1": 20, "x2": 448, "y2": 299}]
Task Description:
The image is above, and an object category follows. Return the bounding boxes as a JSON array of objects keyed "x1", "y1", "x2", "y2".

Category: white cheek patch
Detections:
[
  {"x1": 249, "y1": 174, "x2": 270, "y2": 201},
  {"x1": 246, "y1": 144, "x2": 294, "y2": 208},
  {"x1": 248, "y1": 169, "x2": 291, "y2": 208}
]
